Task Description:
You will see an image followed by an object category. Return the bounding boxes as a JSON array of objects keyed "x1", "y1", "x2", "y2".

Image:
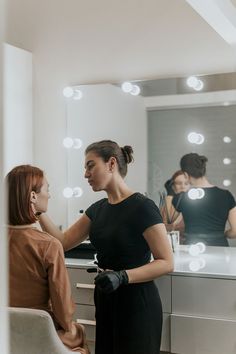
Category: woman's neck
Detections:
[
  {"x1": 189, "y1": 176, "x2": 213, "y2": 188},
  {"x1": 106, "y1": 179, "x2": 134, "y2": 204}
]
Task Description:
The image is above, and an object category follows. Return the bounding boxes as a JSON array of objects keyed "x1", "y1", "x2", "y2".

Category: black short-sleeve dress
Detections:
[{"x1": 86, "y1": 192, "x2": 163, "y2": 354}]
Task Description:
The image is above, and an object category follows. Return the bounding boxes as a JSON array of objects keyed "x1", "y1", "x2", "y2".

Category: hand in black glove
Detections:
[
  {"x1": 94, "y1": 270, "x2": 129, "y2": 294},
  {"x1": 164, "y1": 179, "x2": 175, "y2": 196}
]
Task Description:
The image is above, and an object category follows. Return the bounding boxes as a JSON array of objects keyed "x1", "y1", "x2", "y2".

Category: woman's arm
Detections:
[
  {"x1": 126, "y1": 223, "x2": 174, "y2": 283},
  {"x1": 225, "y1": 207, "x2": 236, "y2": 238},
  {"x1": 39, "y1": 213, "x2": 91, "y2": 250}
]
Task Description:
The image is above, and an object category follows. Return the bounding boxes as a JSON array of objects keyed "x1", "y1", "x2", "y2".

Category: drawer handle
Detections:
[
  {"x1": 76, "y1": 318, "x2": 96, "y2": 326},
  {"x1": 76, "y1": 283, "x2": 95, "y2": 289}
]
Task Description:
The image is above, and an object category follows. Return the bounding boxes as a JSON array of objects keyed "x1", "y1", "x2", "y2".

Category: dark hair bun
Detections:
[{"x1": 122, "y1": 145, "x2": 134, "y2": 164}]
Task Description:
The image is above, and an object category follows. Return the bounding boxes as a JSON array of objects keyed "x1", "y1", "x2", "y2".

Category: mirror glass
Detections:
[{"x1": 64, "y1": 73, "x2": 236, "y2": 246}]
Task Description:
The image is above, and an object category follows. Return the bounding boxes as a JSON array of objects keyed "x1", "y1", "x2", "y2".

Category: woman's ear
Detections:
[
  {"x1": 108, "y1": 157, "x2": 116, "y2": 172},
  {"x1": 30, "y1": 191, "x2": 37, "y2": 204}
]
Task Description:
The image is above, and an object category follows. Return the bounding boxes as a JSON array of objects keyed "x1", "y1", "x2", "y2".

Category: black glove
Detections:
[
  {"x1": 164, "y1": 179, "x2": 175, "y2": 196},
  {"x1": 94, "y1": 270, "x2": 129, "y2": 294}
]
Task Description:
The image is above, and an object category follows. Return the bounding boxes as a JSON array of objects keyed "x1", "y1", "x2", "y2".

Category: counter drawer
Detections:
[
  {"x1": 74, "y1": 304, "x2": 95, "y2": 321},
  {"x1": 160, "y1": 313, "x2": 170, "y2": 353},
  {"x1": 76, "y1": 318, "x2": 96, "y2": 342},
  {"x1": 171, "y1": 314, "x2": 236, "y2": 354},
  {"x1": 155, "y1": 275, "x2": 171, "y2": 313},
  {"x1": 70, "y1": 282, "x2": 95, "y2": 305},
  {"x1": 67, "y1": 267, "x2": 96, "y2": 285},
  {"x1": 172, "y1": 276, "x2": 236, "y2": 319}
]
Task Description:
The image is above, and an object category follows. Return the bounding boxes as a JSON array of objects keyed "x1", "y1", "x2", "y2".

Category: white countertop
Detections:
[{"x1": 65, "y1": 245, "x2": 236, "y2": 280}]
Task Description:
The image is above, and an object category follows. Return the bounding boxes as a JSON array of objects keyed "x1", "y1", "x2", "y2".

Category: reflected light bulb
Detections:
[
  {"x1": 189, "y1": 260, "x2": 201, "y2": 272},
  {"x1": 63, "y1": 187, "x2": 73, "y2": 198},
  {"x1": 223, "y1": 136, "x2": 231, "y2": 143},
  {"x1": 121, "y1": 82, "x2": 133, "y2": 93},
  {"x1": 73, "y1": 89, "x2": 83, "y2": 100},
  {"x1": 73, "y1": 138, "x2": 83, "y2": 149},
  {"x1": 223, "y1": 158, "x2": 231, "y2": 165},
  {"x1": 188, "y1": 188, "x2": 199, "y2": 200},
  {"x1": 223, "y1": 179, "x2": 231, "y2": 187},
  {"x1": 186, "y1": 76, "x2": 198, "y2": 88},
  {"x1": 130, "y1": 84, "x2": 141, "y2": 96},
  {"x1": 63, "y1": 86, "x2": 74, "y2": 98},
  {"x1": 73, "y1": 187, "x2": 83, "y2": 198},
  {"x1": 194, "y1": 79, "x2": 204, "y2": 91},
  {"x1": 63, "y1": 137, "x2": 74, "y2": 148}
]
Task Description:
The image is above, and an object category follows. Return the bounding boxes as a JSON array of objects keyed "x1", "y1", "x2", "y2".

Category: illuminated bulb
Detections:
[
  {"x1": 223, "y1": 158, "x2": 231, "y2": 165},
  {"x1": 63, "y1": 137, "x2": 74, "y2": 148},
  {"x1": 195, "y1": 242, "x2": 206, "y2": 253},
  {"x1": 188, "y1": 132, "x2": 199, "y2": 144},
  {"x1": 196, "y1": 133, "x2": 205, "y2": 145},
  {"x1": 223, "y1": 179, "x2": 231, "y2": 187},
  {"x1": 223, "y1": 136, "x2": 231, "y2": 143},
  {"x1": 188, "y1": 188, "x2": 199, "y2": 200},
  {"x1": 186, "y1": 76, "x2": 198, "y2": 88},
  {"x1": 63, "y1": 86, "x2": 74, "y2": 98},
  {"x1": 194, "y1": 79, "x2": 204, "y2": 91},
  {"x1": 73, "y1": 89, "x2": 83, "y2": 100},
  {"x1": 130, "y1": 84, "x2": 141, "y2": 96},
  {"x1": 73, "y1": 138, "x2": 83, "y2": 149},
  {"x1": 121, "y1": 82, "x2": 133, "y2": 93},
  {"x1": 196, "y1": 188, "x2": 205, "y2": 199},
  {"x1": 189, "y1": 258, "x2": 206, "y2": 271},
  {"x1": 189, "y1": 244, "x2": 201, "y2": 256},
  {"x1": 73, "y1": 187, "x2": 83, "y2": 198},
  {"x1": 63, "y1": 187, "x2": 73, "y2": 198}
]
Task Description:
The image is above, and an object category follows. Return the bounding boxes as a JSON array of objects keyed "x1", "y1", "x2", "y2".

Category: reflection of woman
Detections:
[
  {"x1": 172, "y1": 153, "x2": 236, "y2": 246},
  {"x1": 7, "y1": 165, "x2": 89, "y2": 353},
  {"x1": 161, "y1": 170, "x2": 189, "y2": 242},
  {"x1": 39, "y1": 140, "x2": 173, "y2": 354}
]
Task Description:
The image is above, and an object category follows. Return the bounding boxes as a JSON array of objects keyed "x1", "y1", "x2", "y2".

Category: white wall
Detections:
[{"x1": 3, "y1": 43, "x2": 32, "y2": 175}]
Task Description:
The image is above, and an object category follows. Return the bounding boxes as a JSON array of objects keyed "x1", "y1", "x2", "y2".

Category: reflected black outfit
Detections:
[
  {"x1": 86, "y1": 193, "x2": 163, "y2": 354},
  {"x1": 172, "y1": 187, "x2": 236, "y2": 246}
]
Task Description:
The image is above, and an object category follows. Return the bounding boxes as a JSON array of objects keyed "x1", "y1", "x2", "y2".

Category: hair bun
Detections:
[{"x1": 121, "y1": 145, "x2": 134, "y2": 164}]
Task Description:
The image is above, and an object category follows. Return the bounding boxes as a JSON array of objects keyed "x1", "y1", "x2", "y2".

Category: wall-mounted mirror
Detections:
[{"x1": 63, "y1": 72, "x2": 236, "y2": 246}]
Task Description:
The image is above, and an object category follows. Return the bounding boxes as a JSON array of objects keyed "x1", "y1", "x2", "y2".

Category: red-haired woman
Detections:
[{"x1": 7, "y1": 165, "x2": 89, "y2": 354}]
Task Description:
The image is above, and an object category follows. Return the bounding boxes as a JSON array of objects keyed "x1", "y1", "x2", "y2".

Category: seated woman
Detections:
[
  {"x1": 7, "y1": 165, "x2": 89, "y2": 353},
  {"x1": 172, "y1": 153, "x2": 236, "y2": 246},
  {"x1": 161, "y1": 170, "x2": 189, "y2": 243}
]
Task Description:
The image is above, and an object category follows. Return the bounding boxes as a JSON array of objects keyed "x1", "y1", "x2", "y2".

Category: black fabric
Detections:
[
  {"x1": 172, "y1": 187, "x2": 236, "y2": 245},
  {"x1": 85, "y1": 192, "x2": 163, "y2": 354},
  {"x1": 94, "y1": 281, "x2": 163, "y2": 354}
]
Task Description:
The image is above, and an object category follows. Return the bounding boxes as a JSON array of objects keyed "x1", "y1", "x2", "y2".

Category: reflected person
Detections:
[
  {"x1": 39, "y1": 140, "x2": 174, "y2": 354},
  {"x1": 7, "y1": 165, "x2": 89, "y2": 353},
  {"x1": 172, "y1": 153, "x2": 236, "y2": 246}
]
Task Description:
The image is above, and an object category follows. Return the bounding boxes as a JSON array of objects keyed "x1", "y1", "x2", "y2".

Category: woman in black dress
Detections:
[{"x1": 39, "y1": 140, "x2": 173, "y2": 354}]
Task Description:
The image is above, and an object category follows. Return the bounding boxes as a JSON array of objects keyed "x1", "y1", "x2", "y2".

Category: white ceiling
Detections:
[{"x1": 5, "y1": 0, "x2": 236, "y2": 83}]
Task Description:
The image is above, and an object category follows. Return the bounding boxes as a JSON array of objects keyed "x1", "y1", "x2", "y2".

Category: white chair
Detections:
[{"x1": 9, "y1": 307, "x2": 80, "y2": 354}]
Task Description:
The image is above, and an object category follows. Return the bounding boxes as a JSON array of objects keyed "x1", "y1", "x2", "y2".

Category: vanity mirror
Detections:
[{"x1": 63, "y1": 72, "x2": 236, "y2": 246}]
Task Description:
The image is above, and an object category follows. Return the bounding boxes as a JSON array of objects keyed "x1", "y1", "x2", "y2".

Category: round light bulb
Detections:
[
  {"x1": 196, "y1": 133, "x2": 205, "y2": 145},
  {"x1": 188, "y1": 132, "x2": 199, "y2": 144},
  {"x1": 223, "y1": 179, "x2": 231, "y2": 187},
  {"x1": 189, "y1": 260, "x2": 201, "y2": 272},
  {"x1": 73, "y1": 187, "x2": 83, "y2": 198},
  {"x1": 121, "y1": 82, "x2": 133, "y2": 93},
  {"x1": 189, "y1": 244, "x2": 201, "y2": 256},
  {"x1": 223, "y1": 158, "x2": 231, "y2": 165},
  {"x1": 63, "y1": 86, "x2": 74, "y2": 98},
  {"x1": 73, "y1": 89, "x2": 83, "y2": 100},
  {"x1": 73, "y1": 138, "x2": 83, "y2": 149},
  {"x1": 195, "y1": 242, "x2": 206, "y2": 253},
  {"x1": 130, "y1": 84, "x2": 141, "y2": 96},
  {"x1": 63, "y1": 137, "x2": 74, "y2": 148},
  {"x1": 188, "y1": 188, "x2": 199, "y2": 200},
  {"x1": 186, "y1": 76, "x2": 198, "y2": 88},
  {"x1": 63, "y1": 187, "x2": 73, "y2": 198},
  {"x1": 196, "y1": 188, "x2": 205, "y2": 199},
  {"x1": 194, "y1": 79, "x2": 204, "y2": 91},
  {"x1": 223, "y1": 136, "x2": 231, "y2": 143}
]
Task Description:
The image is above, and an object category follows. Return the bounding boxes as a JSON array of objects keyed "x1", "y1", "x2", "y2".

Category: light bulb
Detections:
[
  {"x1": 73, "y1": 138, "x2": 83, "y2": 149},
  {"x1": 188, "y1": 132, "x2": 199, "y2": 144},
  {"x1": 223, "y1": 179, "x2": 231, "y2": 187},
  {"x1": 194, "y1": 79, "x2": 204, "y2": 91},
  {"x1": 189, "y1": 258, "x2": 206, "y2": 271},
  {"x1": 121, "y1": 82, "x2": 133, "y2": 93},
  {"x1": 73, "y1": 89, "x2": 83, "y2": 100},
  {"x1": 63, "y1": 137, "x2": 74, "y2": 148},
  {"x1": 130, "y1": 84, "x2": 141, "y2": 96},
  {"x1": 63, "y1": 187, "x2": 73, "y2": 198},
  {"x1": 195, "y1": 242, "x2": 206, "y2": 253},
  {"x1": 73, "y1": 187, "x2": 83, "y2": 198},
  {"x1": 188, "y1": 188, "x2": 199, "y2": 200},
  {"x1": 223, "y1": 158, "x2": 231, "y2": 165},
  {"x1": 63, "y1": 86, "x2": 74, "y2": 98},
  {"x1": 189, "y1": 244, "x2": 201, "y2": 256},
  {"x1": 186, "y1": 76, "x2": 198, "y2": 88},
  {"x1": 196, "y1": 188, "x2": 205, "y2": 199},
  {"x1": 196, "y1": 133, "x2": 205, "y2": 145},
  {"x1": 223, "y1": 136, "x2": 231, "y2": 143}
]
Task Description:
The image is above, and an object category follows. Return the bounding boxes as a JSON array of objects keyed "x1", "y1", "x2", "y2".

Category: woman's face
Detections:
[
  {"x1": 84, "y1": 151, "x2": 113, "y2": 191},
  {"x1": 173, "y1": 174, "x2": 190, "y2": 193},
  {"x1": 34, "y1": 177, "x2": 50, "y2": 213}
]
